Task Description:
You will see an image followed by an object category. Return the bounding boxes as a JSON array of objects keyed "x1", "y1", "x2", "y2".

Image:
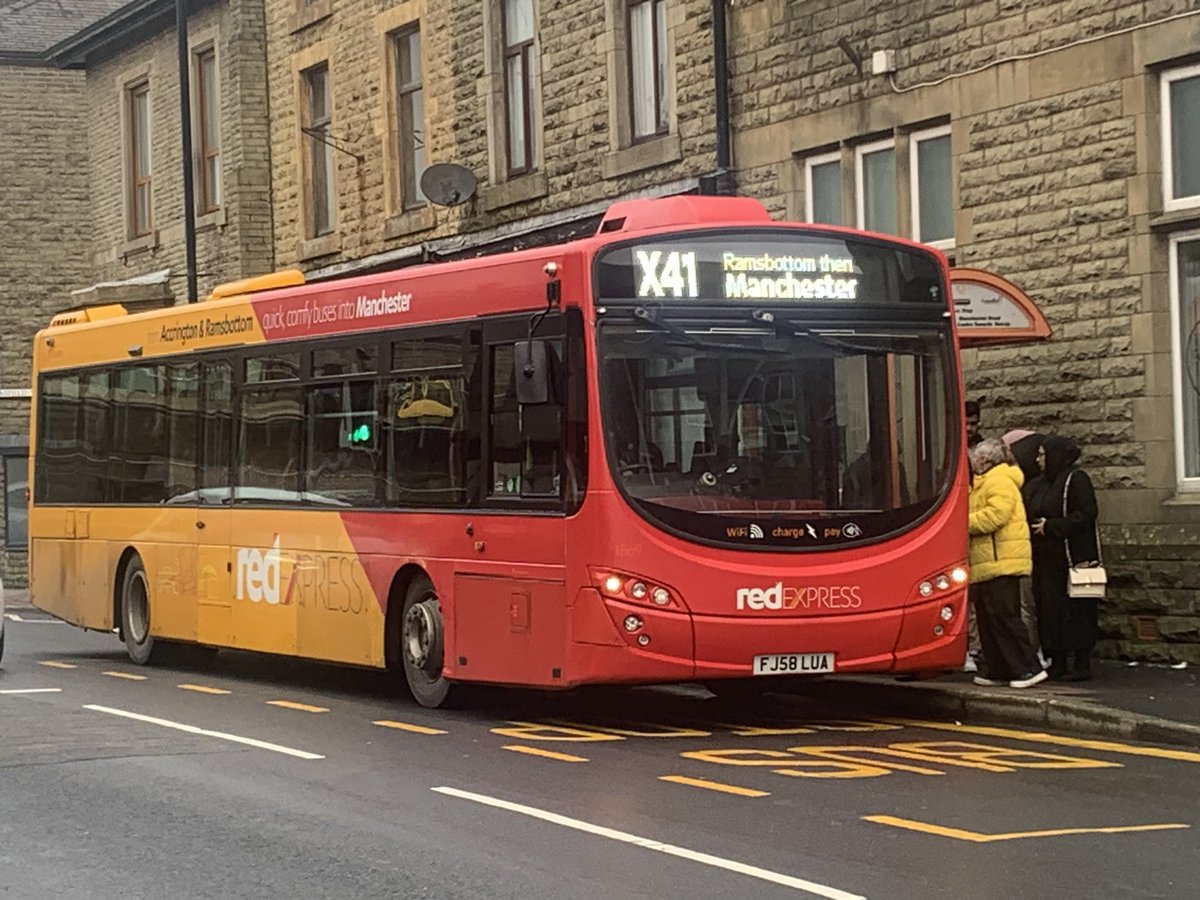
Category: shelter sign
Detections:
[{"x1": 951, "y1": 268, "x2": 1051, "y2": 347}]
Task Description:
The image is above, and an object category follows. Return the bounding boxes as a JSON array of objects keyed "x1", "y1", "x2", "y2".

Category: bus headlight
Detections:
[
  {"x1": 940, "y1": 605, "x2": 954, "y2": 622},
  {"x1": 624, "y1": 615, "x2": 643, "y2": 632},
  {"x1": 590, "y1": 567, "x2": 680, "y2": 609},
  {"x1": 951, "y1": 567, "x2": 968, "y2": 584},
  {"x1": 919, "y1": 581, "x2": 934, "y2": 597}
]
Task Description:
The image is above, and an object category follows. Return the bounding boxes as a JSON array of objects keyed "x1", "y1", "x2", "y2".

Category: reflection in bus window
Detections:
[
  {"x1": 490, "y1": 342, "x2": 563, "y2": 499},
  {"x1": 386, "y1": 375, "x2": 467, "y2": 505},
  {"x1": 240, "y1": 354, "x2": 303, "y2": 494},
  {"x1": 308, "y1": 379, "x2": 378, "y2": 504}
]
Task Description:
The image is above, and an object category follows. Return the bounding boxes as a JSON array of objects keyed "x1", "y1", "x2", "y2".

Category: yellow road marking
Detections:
[
  {"x1": 267, "y1": 700, "x2": 329, "y2": 713},
  {"x1": 503, "y1": 744, "x2": 589, "y2": 762},
  {"x1": 864, "y1": 815, "x2": 1190, "y2": 843},
  {"x1": 659, "y1": 775, "x2": 769, "y2": 797},
  {"x1": 102, "y1": 671, "x2": 147, "y2": 681},
  {"x1": 39, "y1": 661, "x2": 76, "y2": 669},
  {"x1": 179, "y1": 684, "x2": 231, "y2": 695},
  {"x1": 374, "y1": 720, "x2": 447, "y2": 735},
  {"x1": 883, "y1": 718, "x2": 1200, "y2": 764}
]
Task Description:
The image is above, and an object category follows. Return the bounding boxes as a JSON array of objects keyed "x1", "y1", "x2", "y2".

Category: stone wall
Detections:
[
  {"x1": 0, "y1": 65, "x2": 93, "y2": 586},
  {"x1": 262, "y1": 0, "x2": 722, "y2": 271},
  {"x1": 84, "y1": 0, "x2": 274, "y2": 298},
  {"x1": 728, "y1": 0, "x2": 1200, "y2": 661}
]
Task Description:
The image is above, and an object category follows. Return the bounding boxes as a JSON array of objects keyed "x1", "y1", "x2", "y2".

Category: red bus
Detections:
[{"x1": 29, "y1": 195, "x2": 968, "y2": 706}]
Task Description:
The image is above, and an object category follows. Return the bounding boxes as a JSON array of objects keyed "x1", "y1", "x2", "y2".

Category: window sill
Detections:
[
  {"x1": 288, "y1": 0, "x2": 332, "y2": 34},
  {"x1": 480, "y1": 171, "x2": 548, "y2": 213},
  {"x1": 383, "y1": 205, "x2": 436, "y2": 241},
  {"x1": 1150, "y1": 207, "x2": 1200, "y2": 232},
  {"x1": 196, "y1": 207, "x2": 227, "y2": 232},
  {"x1": 601, "y1": 133, "x2": 681, "y2": 180},
  {"x1": 296, "y1": 232, "x2": 342, "y2": 261},
  {"x1": 121, "y1": 230, "x2": 159, "y2": 257}
]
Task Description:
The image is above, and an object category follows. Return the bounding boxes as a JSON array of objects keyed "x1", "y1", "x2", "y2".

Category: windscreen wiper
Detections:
[
  {"x1": 632, "y1": 306, "x2": 786, "y2": 354},
  {"x1": 749, "y1": 308, "x2": 892, "y2": 356}
]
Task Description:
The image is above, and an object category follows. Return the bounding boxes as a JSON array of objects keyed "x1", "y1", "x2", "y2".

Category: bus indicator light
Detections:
[
  {"x1": 623, "y1": 615, "x2": 643, "y2": 633},
  {"x1": 630, "y1": 582, "x2": 648, "y2": 599},
  {"x1": 940, "y1": 605, "x2": 954, "y2": 622},
  {"x1": 652, "y1": 587, "x2": 670, "y2": 606}
]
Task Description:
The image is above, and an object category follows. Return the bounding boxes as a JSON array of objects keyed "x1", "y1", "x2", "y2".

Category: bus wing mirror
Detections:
[{"x1": 514, "y1": 340, "x2": 550, "y2": 405}]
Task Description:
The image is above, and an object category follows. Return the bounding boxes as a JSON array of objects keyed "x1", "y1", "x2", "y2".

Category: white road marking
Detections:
[
  {"x1": 433, "y1": 786, "x2": 865, "y2": 900},
  {"x1": 84, "y1": 704, "x2": 324, "y2": 760},
  {"x1": 3, "y1": 614, "x2": 65, "y2": 623},
  {"x1": 0, "y1": 688, "x2": 63, "y2": 694}
]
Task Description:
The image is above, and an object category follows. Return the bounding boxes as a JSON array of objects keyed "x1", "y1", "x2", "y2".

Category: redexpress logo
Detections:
[
  {"x1": 735, "y1": 582, "x2": 863, "y2": 611},
  {"x1": 236, "y1": 535, "x2": 282, "y2": 604}
]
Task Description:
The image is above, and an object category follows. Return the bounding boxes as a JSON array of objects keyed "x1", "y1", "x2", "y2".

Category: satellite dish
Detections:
[{"x1": 419, "y1": 163, "x2": 477, "y2": 207}]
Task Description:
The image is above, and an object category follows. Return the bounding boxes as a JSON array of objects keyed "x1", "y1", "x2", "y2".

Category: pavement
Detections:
[{"x1": 5, "y1": 586, "x2": 1199, "y2": 748}]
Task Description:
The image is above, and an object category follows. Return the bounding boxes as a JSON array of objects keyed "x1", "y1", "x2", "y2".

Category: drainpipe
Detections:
[
  {"x1": 176, "y1": 0, "x2": 199, "y2": 302},
  {"x1": 708, "y1": 0, "x2": 733, "y2": 194}
]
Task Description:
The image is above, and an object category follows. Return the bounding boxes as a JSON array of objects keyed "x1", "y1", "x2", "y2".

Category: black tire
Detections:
[
  {"x1": 400, "y1": 574, "x2": 455, "y2": 708},
  {"x1": 121, "y1": 556, "x2": 160, "y2": 665}
]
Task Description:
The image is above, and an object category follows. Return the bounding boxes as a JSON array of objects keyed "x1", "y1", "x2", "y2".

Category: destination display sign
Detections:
[{"x1": 596, "y1": 233, "x2": 944, "y2": 305}]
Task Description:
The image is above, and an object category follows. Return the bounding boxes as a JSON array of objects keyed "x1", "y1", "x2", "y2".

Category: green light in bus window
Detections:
[{"x1": 348, "y1": 423, "x2": 372, "y2": 444}]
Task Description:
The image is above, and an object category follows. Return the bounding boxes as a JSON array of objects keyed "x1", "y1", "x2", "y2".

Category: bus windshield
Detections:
[{"x1": 598, "y1": 318, "x2": 955, "y2": 549}]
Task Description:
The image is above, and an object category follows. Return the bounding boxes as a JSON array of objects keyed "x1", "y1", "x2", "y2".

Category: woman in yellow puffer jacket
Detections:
[{"x1": 968, "y1": 438, "x2": 1046, "y2": 689}]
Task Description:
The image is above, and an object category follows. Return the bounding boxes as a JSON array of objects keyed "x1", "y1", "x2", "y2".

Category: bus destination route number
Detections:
[{"x1": 753, "y1": 652, "x2": 835, "y2": 675}]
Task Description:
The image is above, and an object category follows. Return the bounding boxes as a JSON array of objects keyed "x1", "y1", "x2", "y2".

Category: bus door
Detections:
[
  {"x1": 195, "y1": 360, "x2": 234, "y2": 646},
  {"x1": 451, "y1": 318, "x2": 570, "y2": 686}
]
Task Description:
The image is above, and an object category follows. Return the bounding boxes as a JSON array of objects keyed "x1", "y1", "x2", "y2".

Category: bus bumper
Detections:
[{"x1": 568, "y1": 588, "x2": 967, "y2": 684}]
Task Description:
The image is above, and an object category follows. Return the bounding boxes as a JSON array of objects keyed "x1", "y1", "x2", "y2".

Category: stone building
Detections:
[
  {"x1": 0, "y1": 0, "x2": 275, "y2": 584},
  {"x1": 0, "y1": 0, "x2": 127, "y2": 584},
  {"x1": 722, "y1": 0, "x2": 1200, "y2": 661},
  {"x1": 3, "y1": 0, "x2": 1199, "y2": 661}
]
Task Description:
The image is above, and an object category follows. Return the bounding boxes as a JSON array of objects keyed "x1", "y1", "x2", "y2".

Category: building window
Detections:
[
  {"x1": 394, "y1": 26, "x2": 426, "y2": 209},
  {"x1": 911, "y1": 126, "x2": 953, "y2": 248},
  {"x1": 3, "y1": 454, "x2": 28, "y2": 550},
  {"x1": 195, "y1": 46, "x2": 221, "y2": 213},
  {"x1": 1171, "y1": 232, "x2": 1200, "y2": 485},
  {"x1": 805, "y1": 151, "x2": 843, "y2": 226},
  {"x1": 127, "y1": 78, "x2": 152, "y2": 237},
  {"x1": 1163, "y1": 65, "x2": 1200, "y2": 211},
  {"x1": 502, "y1": 0, "x2": 536, "y2": 176},
  {"x1": 303, "y1": 63, "x2": 335, "y2": 237},
  {"x1": 855, "y1": 139, "x2": 897, "y2": 235},
  {"x1": 628, "y1": 0, "x2": 668, "y2": 141}
]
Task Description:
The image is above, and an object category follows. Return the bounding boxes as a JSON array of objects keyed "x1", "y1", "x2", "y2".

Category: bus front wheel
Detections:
[
  {"x1": 401, "y1": 575, "x2": 454, "y2": 708},
  {"x1": 121, "y1": 556, "x2": 160, "y2": 665}
]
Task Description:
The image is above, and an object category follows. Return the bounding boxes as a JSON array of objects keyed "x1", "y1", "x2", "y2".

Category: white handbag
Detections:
[{"x1": 1063, "y1": 470, "x2": 1106, "y2": 600}]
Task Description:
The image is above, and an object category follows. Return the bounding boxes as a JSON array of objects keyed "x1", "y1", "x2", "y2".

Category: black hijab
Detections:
[
  {"x1": 1041, "y1": 435, "x2": 1081, "y2": 480},
  {"x1": 1009, "y1": 433, "x2": 1044, "y2": 484}
]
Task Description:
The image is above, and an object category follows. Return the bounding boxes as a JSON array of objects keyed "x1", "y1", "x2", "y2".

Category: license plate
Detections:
[{"x1": 752, "y1": 652, "x2": 835, "y2": 675}]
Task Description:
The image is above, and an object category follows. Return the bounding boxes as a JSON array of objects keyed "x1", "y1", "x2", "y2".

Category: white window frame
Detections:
[
  {"x1": 1170, "y1": 230, "x2": 1200, "y2": 490},
  {"x1": 910, "y1": 125, "x2": 954, "y2": 250},
  {"x1": 804, "y1": 151, "x2": 841, "y2": 225},
  {"x1": 854, "y1": 138, "x2": 896, "y2": 232},
  {"x1": 1162, "y1": 64, "x2": 1200, "y2": 213}
]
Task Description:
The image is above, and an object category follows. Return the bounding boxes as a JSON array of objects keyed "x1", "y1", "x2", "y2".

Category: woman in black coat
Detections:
[{"x1": 1022, "y1": 436, "x2": 1101, "y2": 680}]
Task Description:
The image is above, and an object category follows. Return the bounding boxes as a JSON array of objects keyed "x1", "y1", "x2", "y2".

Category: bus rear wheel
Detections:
[
  {"x1": 121, "y1": 556, "x2": 161, "y2": 666},
  {"x1": 401, "y1": 575, "x2": 454, "y2": 708}
]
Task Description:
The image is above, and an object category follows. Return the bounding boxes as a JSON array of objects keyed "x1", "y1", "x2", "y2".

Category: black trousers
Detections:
[{"x1": 971, "y1": 575, "x2": 1041, "y2": 681}]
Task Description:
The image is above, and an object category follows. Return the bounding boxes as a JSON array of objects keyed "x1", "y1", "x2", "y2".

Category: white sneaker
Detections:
[
  {"x1": 1037, "y1": 650, "x2": 1050, "y2": 669},
  {"x1": 973, "y1": 675, "x2": 1005, "y2": 686},
  {"x1": 1009, "y1": 670, "x2": 1049, "y2": 689},
  {"x1": 962, "y1": 655, "x2": 978, "y2": 673}
]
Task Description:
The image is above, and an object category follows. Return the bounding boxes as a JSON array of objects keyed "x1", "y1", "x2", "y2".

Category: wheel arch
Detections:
[
  {"x1": 384, "y1": 563, "x2": 432, "y2": 671},
  {"x1": 112, "y1": 546, "x2": 142, "y2": 637}
]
